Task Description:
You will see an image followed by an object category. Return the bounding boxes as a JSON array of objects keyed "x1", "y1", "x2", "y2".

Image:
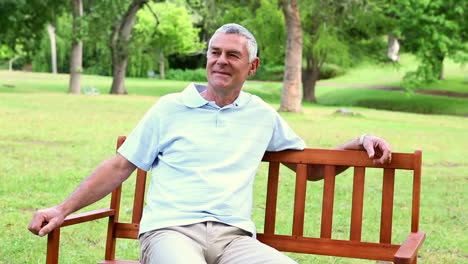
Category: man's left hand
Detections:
[{"x1": 361, "y1": 135, "x2": 392, "y2": 164}]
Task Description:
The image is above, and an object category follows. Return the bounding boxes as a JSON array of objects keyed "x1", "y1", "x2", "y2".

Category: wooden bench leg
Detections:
[{"x1": 46, "y1": 228, "x2": 60, "y2": 264}]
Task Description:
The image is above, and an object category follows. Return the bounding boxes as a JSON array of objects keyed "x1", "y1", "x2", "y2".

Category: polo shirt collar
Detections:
[
  {"x1": 181, "y1": 83, "x2": 251, "y2": 108},
  {"x1": 181, "y1": 83, "x2": 208, "y2": 108}
]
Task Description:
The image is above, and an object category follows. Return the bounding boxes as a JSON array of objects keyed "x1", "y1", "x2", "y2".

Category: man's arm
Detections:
[
  {"x1": 285, "y1": 134, "x2": 392, "y2": 181},
  {"x1": 28, "y1": 153, "x2": 136, "y2": 237}
]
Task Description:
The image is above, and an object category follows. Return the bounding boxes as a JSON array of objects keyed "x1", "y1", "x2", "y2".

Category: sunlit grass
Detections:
[
  {"x1": 0, "y1": 58, "x2": 466, "y2": 262},
  {"x1": 1, "y1": 91, "x2": 466, "y2": 263}
]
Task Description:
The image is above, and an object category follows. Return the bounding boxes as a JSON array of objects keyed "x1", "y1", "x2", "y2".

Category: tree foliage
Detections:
[
  {"x1": 132, "y1": 2, "x2": 205, "y2": 78},
  {"x1": 31, "y1": 14, "x2": 72, "y2": 73},
  {"x1": 389, "y1": 0, "x2": 467, "y2": 88},
  {"x1": 300, "y1": 0, "x2": 391, "y2": 102},
  {"x1": 5, "y1": 0, "x2": 464, "y2": 102},
  {"x1": 186, "y1": 0, "x2": 286, "y2": 66},
  {"x1": 0, "y1": 0, "x2": 66, "y2": 60}
]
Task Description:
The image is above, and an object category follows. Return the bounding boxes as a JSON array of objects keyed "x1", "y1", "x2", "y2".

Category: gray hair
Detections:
[{"x1": 208, "y1": 23, "x2": 258, "y2": 63}]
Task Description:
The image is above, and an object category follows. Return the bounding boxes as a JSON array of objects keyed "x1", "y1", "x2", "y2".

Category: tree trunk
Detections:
[
  {"x1": 109, "y1": 0, "x2": 149, "y2": 94},
  {"x1": 302, "y1": 61, "x2": 319, "y2": 103},
  {"x1": 9, "y1": 57, "x2": 18, "y2": 71},
  {"x1": 159, "y1": 49, "x2": 165, "y2": 80},
  {"x1": 47, "y1": 24, "x2": 58, "y2": 74},
  {"x1": 69, "y1": 0, "x2": 83, "y2": 94},
  {"x1": 387, "y1": 34, "x2": 400, "y2": 62},
  {"x1": 437, "y1": 55, "x2": 444, "y2": 80},
  {"x1": 279, "y1": 0, "x2": 303, "y2": 112}
]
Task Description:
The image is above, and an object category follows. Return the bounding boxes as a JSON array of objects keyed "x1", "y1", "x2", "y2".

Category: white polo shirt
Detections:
[{"x1": 118, "y1": 83, "x2": 305, "y2": 236}]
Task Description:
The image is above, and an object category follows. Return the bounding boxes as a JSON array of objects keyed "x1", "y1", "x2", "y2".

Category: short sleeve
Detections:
[
  {"x1": 266, "y1": 112, "x2": 306, "y2": 151},
  {"x1": 118, "y1": 103, "x2": 161, "y2": 171}
]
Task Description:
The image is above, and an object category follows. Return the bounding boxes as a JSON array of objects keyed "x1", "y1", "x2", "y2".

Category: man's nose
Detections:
[{"x1": 216, "y1": 52, "x2": 228, "y2": 65}]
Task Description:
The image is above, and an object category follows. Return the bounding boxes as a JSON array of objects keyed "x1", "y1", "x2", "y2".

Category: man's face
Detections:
[{"x1": 206, "y1": 33, "x2": 259, "y2": 93}]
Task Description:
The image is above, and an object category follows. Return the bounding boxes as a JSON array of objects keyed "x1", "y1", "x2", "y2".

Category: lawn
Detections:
[
  {"x1": 0, "y1": 90, "x2": 466, "y2": 263},
  {"x1": 0, "y1": 59, "x2": 467, "y2": 263}
]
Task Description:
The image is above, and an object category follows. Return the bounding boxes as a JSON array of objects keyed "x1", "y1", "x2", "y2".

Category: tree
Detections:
[
  {"x1": 391, "y1": 0, "x2": 467, "y2": 87},
  {"x1": 0, "y1": 0, "x2": 66, "y2": 66},
  {"x1": 300, "y1": 0, "x2": 390, "y2": 102},
  {"x1": 47, "y1": 25, "x2": 58, "y2": 74},
  {"x1": 31, "y1": 13, "x2": 72, "y2": 74},
  {"x1": 247, "y1": 0, "x2": 286, "y2": 66},
  {"x1": 387, "y1": 34, "x2": 400, "y2": 62},
  {"x1": 109, "y1": 0, "x2": 165, "y2": 94},
  {"x1": 133, "y1": 2, "x2": 205, "y2": 79},
  {"x1": 69, "y1": 0, "x2": 83, "y2": 94},
  {"x1": 0, "y1": 44, "x2": 23, "y2": 71},
  {"x1": 186, "y1": 0, "x2": 221, "y2": 44},
  {"x1": 279, "y1": 0, "x2": 303, "y2": 112},
  {"x1": 216, "y1": 0, "x2": 287, "y2": 67}
]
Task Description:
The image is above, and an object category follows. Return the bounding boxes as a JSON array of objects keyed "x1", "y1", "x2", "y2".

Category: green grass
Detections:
[
  {"x1": 314, "y1": 54, "x2": 468, "y2": 115},
  {"x1": 324, "y1": 54, "x2": 467, "y2": 92},
  {"x1": 1, "y1": 90, "x2": 467, "y2": 263},
  {"x1": 0, "y1": 59, "x2": 467, "y2": 262}
]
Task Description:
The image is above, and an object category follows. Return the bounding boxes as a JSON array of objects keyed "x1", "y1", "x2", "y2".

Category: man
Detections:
[{"x1": 28, "y1": 23, "x2": 391, "y2": 264}]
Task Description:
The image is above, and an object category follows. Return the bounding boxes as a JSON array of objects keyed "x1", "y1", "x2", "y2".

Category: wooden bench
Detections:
[{"x1": 45, "y1": 136, "x2": 425, "y2": 263}]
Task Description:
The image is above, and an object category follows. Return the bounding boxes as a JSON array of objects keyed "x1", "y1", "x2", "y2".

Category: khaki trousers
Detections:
[{"x1": 139, "y1": 221, "x2": 298, "y2": 264}]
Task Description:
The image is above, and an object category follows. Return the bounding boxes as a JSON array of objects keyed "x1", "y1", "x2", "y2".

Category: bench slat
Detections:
[
  {"x1": 114, "y1": 223, "x2": 140, "y2": 239},
  {"x1": 411, "y1": 150, "x2": 423, "y2": 232},
  {"x1": 320, "y1": 165, "x2": 336, "y2": 238},
  {"x1": 264, "y1": 162, "x2": 280, "y2": 235},
  {"x1": 263, "y1": 149, "x2": 415, "y2": 170},
  {"x1": 292, "y1": 164, "x2": 307, "y2": 236},
  {"x1": 257, "y1": 233, "x2": 399, "y2": 261},
  {"x1": 132, "y1": 169, "x2": 147, "y2": 224},
  {"x1": 350, "y1": 166, "x2": 366, "y2": 241},
  {"x1": 380, "y1": 168, "x2": 395, "y2": 244}
]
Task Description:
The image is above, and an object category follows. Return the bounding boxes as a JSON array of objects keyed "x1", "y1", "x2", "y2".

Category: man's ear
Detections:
[{"x1": 248, "y1": 58, "x2": 260, "y2": 76}]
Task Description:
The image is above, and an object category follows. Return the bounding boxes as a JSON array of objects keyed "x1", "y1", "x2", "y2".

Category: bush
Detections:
[
  {"x1": 83, "y1": 65, "x2": 111, "y2": 76},
  {"x1": 251, "y1": 63, "x2": 344, "y2": 81},
  {"x1": 164, "y1": 64, "x2": 344, "y2": 82},
  {"x1": 0, "y1": 60, "x2": 8, "y2": 70},
  {"x1": 319, "y1": 64, "x2": 344, "y2": 79},
  {"x1": 165, "y1": 68, "x2": 206, "y2": 82},
  {"x1": 251, "y1": 64, "x2": 284, "y2": 81}
]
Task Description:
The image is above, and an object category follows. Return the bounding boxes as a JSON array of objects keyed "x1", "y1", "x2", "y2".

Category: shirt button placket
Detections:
[{"x1": 216, "y1": 109, "x2": 225, "y2": 128}]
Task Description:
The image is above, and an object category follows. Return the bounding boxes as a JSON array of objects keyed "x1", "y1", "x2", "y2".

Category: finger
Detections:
[
  {"x1": 364, "y1": 142, "x2": 375, "y2": 159},
  {"x1": 28, "y1": 213, "x2": 46, "y2": 235},
  {"x1": 38, "y1": 218, "x2": 59, "y2": 237},
  {"x1": 377, "y1": 145, "x2": 392, "y2": 164},
  {"x1": 377, "y1": 153, "x2": 388, "y2": 164}
]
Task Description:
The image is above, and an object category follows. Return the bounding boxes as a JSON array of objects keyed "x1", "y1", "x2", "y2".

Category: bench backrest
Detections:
[
  {"x1": 106, "y1": 136, "x2": 422, "y2": 262},
  {"x1": 257, "y1": 148, "x2": 422, "y2": 261}
]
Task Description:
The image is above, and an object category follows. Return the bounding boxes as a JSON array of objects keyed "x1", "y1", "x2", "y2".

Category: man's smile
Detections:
[{"x1": 212, "y1": 70, "x2": 231, "y2": 76}]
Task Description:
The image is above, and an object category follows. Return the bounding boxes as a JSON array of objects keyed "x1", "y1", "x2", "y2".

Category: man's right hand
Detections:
[
  {"x1": 27, "y1": 153, "x2": 136, "y2": 237},
  {"x1": 28, "y1": 206, "x2": 66, "y2": 237}
]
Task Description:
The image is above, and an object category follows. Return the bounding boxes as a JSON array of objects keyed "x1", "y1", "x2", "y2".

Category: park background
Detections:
[{"x1": 0, "y1": 0, "x2": 466, "y2": 263}]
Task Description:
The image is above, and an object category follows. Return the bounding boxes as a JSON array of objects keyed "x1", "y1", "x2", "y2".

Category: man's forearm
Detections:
[
  {"x1": 57, "y1": 153, "x2": 136, "y2": 216},
  {"x1": 285, "y1": 134, "x2": 391, "y2": 181},
  {"x1": 284, "y1": 135, "x2": 365, "y2": 181},
  {"x1": 333, "y1": 136, "x2": 365, "y2": 151}
]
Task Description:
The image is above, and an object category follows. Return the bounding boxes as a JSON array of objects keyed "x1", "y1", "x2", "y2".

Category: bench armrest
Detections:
[
  {"x1": 394, "y1": 231, "x2": 426, "y2": 264},
  {"x1": 46, "y1": 208, "x2": 116, "y2": 264},
  {"x1": 61, "y1": 208, "x2": 116, "y2": 227}
]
